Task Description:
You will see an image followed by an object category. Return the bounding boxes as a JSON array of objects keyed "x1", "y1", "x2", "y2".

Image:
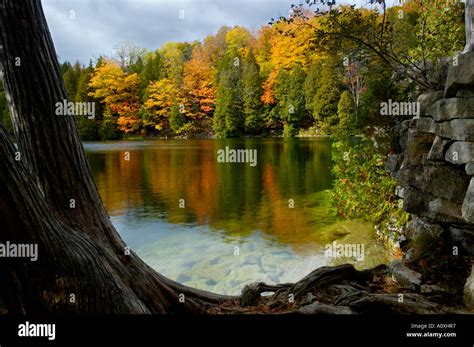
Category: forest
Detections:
[{"x1": 0, "y1": 1, "x2": 465, "y2": 140}]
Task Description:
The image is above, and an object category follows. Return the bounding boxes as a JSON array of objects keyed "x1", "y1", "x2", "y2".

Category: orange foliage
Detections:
[
  {"x1": 88, "y1": 59, "x2": 140, "y2": 133},
  {"x1": 183, "y1": 46, "x2": 216, "y2": 118}
]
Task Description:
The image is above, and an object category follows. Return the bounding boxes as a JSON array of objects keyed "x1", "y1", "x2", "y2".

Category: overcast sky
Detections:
[{"x1": 43, "y1": 0, "x2": 397, "y2": 65}]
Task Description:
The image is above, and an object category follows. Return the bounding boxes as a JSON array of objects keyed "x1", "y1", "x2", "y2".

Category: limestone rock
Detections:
[
  {"x1": 427, "y1": 136, "x2": 451, "y2": 161},
  {"x1": 417, "y1": 91, "x2": 444, "y2": 117},
  {"x1": 412, "y1": 117, "x2": 437, "y2": 134},
  {"x1": 405, "y1": 216, "x2": 445, "y2": 242},
  {"x1": 449, "y1": 225, "x2": 474, "y2": 255},
  {"x1": 456, "y1": 89, "x2": 474, "y2": 98},
  {"x1": 395, "y1": 186, "x2": 406, "y2": 199},
  {"x1": 401, "y1": 187, "x2": 428, "y2": 215},
  {"x1": 445, "y1": 141, "x2": 474, "y2": 165},
  {"x1": 462, "y1": 178, "x2": 474, "y2": 223},
  {"x1": 429, "y1": 98, "x2": 474, "y2": 121},
  {"x1": 398, "y1": 131, "x2": 434, "y2": 170},
  {"x1": 389, "y1": 260, "x2": 422, "y2": 290},
  {"x1": 445, "y1": 52, "x2": 474, "y2": 98},
  {"x1": 438, "y1": 119, "x2": 474, "y2": 141},
  {"x1": 385, "y1": 154, "x2": 400, "y2": 172},
  {"x1": 428, "y1": 198, "x2": 463, "y2": 219},
  {"x1": 464, "y1": 265, "x2": 474, "y2": 308},
  {"x1": 396, "y1": 120, "x2": 411, "y2": 152},
  {"x1": 421, "y1": 163, "x2": 470, "y2": 203},
  {"x1": 466, "y1": 162, "x2": 474, "y2": 175}
]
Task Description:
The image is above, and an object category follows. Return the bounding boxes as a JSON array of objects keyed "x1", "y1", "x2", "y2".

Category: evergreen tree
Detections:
[
  {"x1": 75, "y1": 63, "x2": 94, "y2": 102},
  {"x1": 62, "y1": 61, "x2": 81, "y2": 101},
  {"x1": 304, "y1": 63, "x2": 320, "y2": 114},
  {"x1": 129, "y1": 56, "x2": 144, "y2": 75},
  {"x1": 285, "y1": 63, "x2": 307, "y2": 130},
  {"x1": 169, "y1": 103, "x2": 186, "y2": 134},
  {"x1": 140, "y1": 51, "x2": 163, "y2": 88},
  {"x1": 274, "y1": 64, "x2": 307, "y2": 137},
  {"x1": 60, "y1": 61, "x2": 71, "y2": 75},
  {"x1": 213, "y1": 56, "x2": 244, "y2": 138},
  {"x1": 312, "y1": 62, "x2": 342, "y2": 130},
  {"x1": 242, "y1": 50, "x2": 262, "y2": 133},
  {"x1": 336, "y1": 90, "x2": 355, "y2": 135},
  {"x1": 274, "y1": 68, "x2": 290, "y2": 127},
  {"x1": 75, "y1": 63, "x2": 98, "y2": 140}
]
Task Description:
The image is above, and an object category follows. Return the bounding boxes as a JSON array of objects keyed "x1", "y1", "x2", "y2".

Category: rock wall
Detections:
[{"x1": 387, "y1": 52, "x2": 474, "y2": 306}]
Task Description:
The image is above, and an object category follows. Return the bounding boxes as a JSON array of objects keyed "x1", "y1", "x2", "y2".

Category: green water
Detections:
[{"x1": 85, "y1": 138, "x2": 390, "y2": 295}]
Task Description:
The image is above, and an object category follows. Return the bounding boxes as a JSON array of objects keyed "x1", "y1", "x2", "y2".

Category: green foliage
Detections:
[
  {"x1": 304, "y1": 63, "x2": 319, "y2": 113},
  {"x1": 331, "y1": 138, "x2": 410, "y2": 238},
  {"x1": 63, "y1": 61, "x2": 81, "y2": 101},
  {"x1": 98, "y1": 115, "x2": 120, "y2": 140},
  {"x1": 286, "y1": 64, "x2": 307, "y2": 127},
  {"x1": 169, "y1": 104, "x2": 186, "y2": 133},
  {"x1": 283, "y1": 123, "x2": 298, "y2": 137},
  {"x1": 242, "y1": 51, "x2": 263, "y2": 133},
  {"x1": 213, "y1": 57, "x2": 244, "y2": 138},
  {"x1": 75, "y1": 65, "x2": 93, "y2": 102},
  {"x1": 312, "y1": 62, "x2": 342, "y2": 130},
  {"x1": 335, "y1": 90, "x2": 354, "y2": 135},
  {"x1": 274, "y1": 64, "x2": 308, "y2": 137},
  {"x1": 76, "y1": 117, "x2": 98, "y2": 140},
  {"x1": 140, "y1": 51, "x2": 163, "y2": 90}
]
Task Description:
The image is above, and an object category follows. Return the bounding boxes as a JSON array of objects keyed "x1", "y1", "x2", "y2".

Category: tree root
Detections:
[{"x1": 223, "y1": 263, "x2": 467, "y2": 314}]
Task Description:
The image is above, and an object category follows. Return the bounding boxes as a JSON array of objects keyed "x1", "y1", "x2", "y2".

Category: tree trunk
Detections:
[{"x1": 0, "y1": 0, "x2": 236, "y2": 314}]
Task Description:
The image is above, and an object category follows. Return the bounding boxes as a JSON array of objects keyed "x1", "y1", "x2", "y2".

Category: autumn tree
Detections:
[
  {"x1": 290, "y1": 1, "x2": 464, "y2": 90},
  {"x1": 182, "y1": 45, "x2": 216, "y2": 124},
  {"x1": 143, "y1": 77, "x2": 180, "y2": 133},
  {"x1": 88, "y1": 59, "x2": 140, "y2": 137}
]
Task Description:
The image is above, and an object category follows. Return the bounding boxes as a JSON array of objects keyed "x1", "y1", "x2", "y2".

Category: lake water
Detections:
[{"x1": 85, "y1": 138, "x2": 390, "y2": 295}]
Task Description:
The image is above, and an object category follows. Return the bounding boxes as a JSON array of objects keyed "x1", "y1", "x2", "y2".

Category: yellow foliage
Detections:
[{"x1": 88, "y1": 59, "x2": 140, "y2": 133}]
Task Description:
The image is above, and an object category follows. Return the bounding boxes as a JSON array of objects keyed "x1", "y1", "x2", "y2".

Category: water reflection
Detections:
[{"x1": 85, "y1": 138, "x2": 389, "y2": 294}]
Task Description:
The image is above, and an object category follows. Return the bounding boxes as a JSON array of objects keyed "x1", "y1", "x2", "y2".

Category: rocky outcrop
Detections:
[{"x1": 388, "y1": 52, "x2": 474, "y2": 308}]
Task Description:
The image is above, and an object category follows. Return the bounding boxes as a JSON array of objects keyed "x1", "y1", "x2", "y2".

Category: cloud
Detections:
[
  {"x1": 42, "y1": 0, "x2": 398, "y2": 64},
  {"x1": 43, "y1": 0, "x2": 292, "y2": 64}
]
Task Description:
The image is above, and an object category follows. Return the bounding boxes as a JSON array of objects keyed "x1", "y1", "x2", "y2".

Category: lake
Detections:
[{"x1": 85, "y1": 138, "x2": 390, "y2": 295}]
